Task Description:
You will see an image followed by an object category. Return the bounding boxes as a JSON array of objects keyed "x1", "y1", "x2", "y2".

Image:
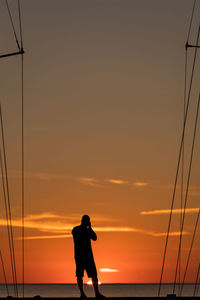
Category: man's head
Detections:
[{"x1": 81, "y1": 215, "x2": 90, "y2": 227}]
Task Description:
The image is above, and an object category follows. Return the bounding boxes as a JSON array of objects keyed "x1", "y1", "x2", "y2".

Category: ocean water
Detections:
[{"x1": 0, "y1": 284, "x2": 199, "y2": 298}]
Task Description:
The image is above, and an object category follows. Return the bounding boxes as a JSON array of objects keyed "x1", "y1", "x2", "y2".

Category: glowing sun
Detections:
[{"x1": 87, "y1": 280, "x2": 102, "y2": 285}]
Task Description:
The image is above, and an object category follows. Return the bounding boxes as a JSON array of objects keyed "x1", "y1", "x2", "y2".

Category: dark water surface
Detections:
[{"x1": 0, "y1": 284, "x2": 199, "y2": 298}]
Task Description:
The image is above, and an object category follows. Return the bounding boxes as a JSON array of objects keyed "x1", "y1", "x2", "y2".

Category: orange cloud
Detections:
[
  {"x1": 99, "y1": 268, "x2": 119, "y2": 273},
  {"x1": 105, "y1": 179, "x2": 128, "y2": 185},
  {"x1": 78, "y1": 177, "x2": 101, "y2": 187},
  {"x1": 148, "y1": 231, "x2": 189, "y2": 237},
  {"x1": 81, "y1": 176, "x2": 149, "y2": 188},
  {"x1": 0, "y1": 213, "x2": 190, "y2": 240},
  {"x1": 140, "y1": 208, "x2": 200, "y2": 215},
  {"x1": 25, "y1": 212, "x2": 62, "y2": 221},
  {"x1": 133, "y1": 182, "x2": 148, "y2": 187},
  {"x1": 21, "y1": 234, "x2": 71, "y2": 240}
]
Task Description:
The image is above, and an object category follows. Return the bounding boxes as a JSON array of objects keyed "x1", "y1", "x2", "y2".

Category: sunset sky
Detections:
[{"x1": 0, "y1": 0, "x2": 200, "y2": 284}]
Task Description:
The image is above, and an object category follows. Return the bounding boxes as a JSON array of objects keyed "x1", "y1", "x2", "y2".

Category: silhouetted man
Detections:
[{"x1": 72, "y1": 215, "x2": 105, "y2": 298}]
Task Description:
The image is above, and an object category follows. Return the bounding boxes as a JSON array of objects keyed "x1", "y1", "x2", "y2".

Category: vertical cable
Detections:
[
  {"x1": 17, "y1": 0, "x2": 25, "y2": 296},
  {"x1": 21, "y1": 52, "x2": 25, "y2": 299}
]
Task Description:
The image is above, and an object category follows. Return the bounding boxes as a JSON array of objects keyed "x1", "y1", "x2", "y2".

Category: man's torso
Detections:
[{"x1": 72, "y1": 225, "x2": 94, "y2": 261}]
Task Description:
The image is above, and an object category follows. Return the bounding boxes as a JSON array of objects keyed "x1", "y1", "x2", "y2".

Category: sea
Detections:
[{"x1": 0, "y1": 284, "x2": 199, "y2": 298}]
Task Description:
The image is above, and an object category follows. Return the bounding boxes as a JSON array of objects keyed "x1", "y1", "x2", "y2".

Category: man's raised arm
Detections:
[{"x1": 89, "y1": 227, "x2": 97, "y2": 241}]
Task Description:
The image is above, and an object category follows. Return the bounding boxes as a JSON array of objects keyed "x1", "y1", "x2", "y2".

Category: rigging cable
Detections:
[
  {"x1": 157, "y1": 23, "x2": 200, "y2": 297},
  {"x1": 180, "y1": 209, "x2": 200, "y2": 296},
  {"x1": 17, "y1": 0, "x2": 23, "y2": 49},
  {"x1": 174, "y1": 0, "x2": 197, "y2": 294},
  {"x1": 177, "y1": 50, "x2": 187, "y2": 294},
  {"x1": 194, "y1": 264, "x2": 200, "y2": 297},
  {"x1": 173, "y1": 87, "x2": 200, "y2": 295},
  {"x1": 0, "y1": 249, "x2": 9, "y2": 296},
  {"x1": 17, "y1": 0, "x2": 25, "y2": 297},
  {"x1": 196, "y1": 281, "x2": 200, "y2": 296},
  {"x1": 21, "y1": 50, "x2": 24, "y2": 299},
  {"x1": 4, "y1": 0, "x2": 20, "y2": 50},
  {"x1": 0, "y1": 143, "x2": 17, "y2": 297},
  {"x1": 186, "y1": 0, "x2": 197, "y2": 42},
  {"x1": 177, "y1": 33, "x2": 187, "y2": 297},
  {"x1": 0, "y1": 103, "x2": 18, "y2": 297}
]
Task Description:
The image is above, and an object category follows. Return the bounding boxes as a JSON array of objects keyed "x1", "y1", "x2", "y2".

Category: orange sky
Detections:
[{"x1": 0, "y1": 0, "x2": 200, "y2": 284}]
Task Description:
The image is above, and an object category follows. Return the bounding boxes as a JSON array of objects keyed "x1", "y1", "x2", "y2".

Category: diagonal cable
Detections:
[
  {"x1": 173, "y1": 89, "x2": 200, "y2": 295},
  {"x1": 4, "y1": 0, "x2": 20, "y2": 50},
  {"x1": 0, "y1": 103, "x2": 18, "y2": 297},
  {"x1": 194, "y1": 264, "x2": 200, "y2": 296},
  {"x1": 17, "y1": 0, "x2": 23, "y2": 49},
  {"x1": 0, "y1": 249, "x2": 9, "y2": 296},
  {"x1": 180, "y1": 210, "x2": 200, "y2": 296},
  {"x1": 187, "y1": 0, "x2": 197, "y2": 42},
  {"x1": 0, "y1": 148, "x2": 17, "y2": 297},
  {"x1": 174, "y1": 0, "x2": 197, "y2": 293}
]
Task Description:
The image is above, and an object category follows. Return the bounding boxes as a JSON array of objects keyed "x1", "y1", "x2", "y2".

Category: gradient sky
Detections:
[{"x1": 0, "y1": 0, "x2": 200, "y2": 284}]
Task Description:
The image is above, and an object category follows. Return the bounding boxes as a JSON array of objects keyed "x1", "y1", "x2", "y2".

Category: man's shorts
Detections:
[{"x1": 75, "y1": 258, "x2": 97, "y2": 278}]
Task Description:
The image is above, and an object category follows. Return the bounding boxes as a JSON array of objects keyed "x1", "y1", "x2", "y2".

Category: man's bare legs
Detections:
[
  {"x1": 77, "y1": 276, "x2": 105, "y2": 298},
  {"x1": 77, "y1": 277, "x2": 87, "y2": 298},
  {"x1": 92, "y1": 275, "x2": 105, "y2": 298}
]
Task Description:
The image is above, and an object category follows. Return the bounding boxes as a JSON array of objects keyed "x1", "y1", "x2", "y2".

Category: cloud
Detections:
[
  {"x1": 0, "y1": 218, "x2": 73, "y2": 232},
  {"x1": 78, "y1": 177, "x2": 149, "y2": 187},
  {"x1": 24, "y1": 212, "x2": 113, "y2": 222},
  {"x1": 105, "y1": 179, "x2": 128, "y2": 185},
  {"x1": 78, "y1": 177, "x2": 102, "y2": 187},
  {"x1": 22, "y1": 229, "x2": 188, "y2": 240},
  {"x1": 99, "y1": 268, "x2": 119, "y2": 273},
  {"x1": 0, "y1": 212, "x2": 190, "y2": 240},
  {"x1": 140, "y1": 208, "x2": 200, "y2": 215},
  {"x1": 95, "y1": 227, "x2": 140, "y2": 232},
  {"x1": 147, "y1": 231, "x2": 189, "y2": 237},
  {"x1": 12, "y1": 171, "x2": 149, "y2": 189},
  {"x1": 133, "y1": 182, "x2": 148, "y2": 187},
  {"x1": 11, "y1": 170, "x2": 148, "y2": 189},
  {"x1": 0, "y1": 214, "x2": 138, "y2": 236},
  {"x1": 25, "y1": 212, "x2": 62, "y2": 221},
  {"x1": 22, "y1": 234, "x2": 71, "y2": 240},
  {"x1": 11, "y1": 171, "x2": 68, "y2": 181}
]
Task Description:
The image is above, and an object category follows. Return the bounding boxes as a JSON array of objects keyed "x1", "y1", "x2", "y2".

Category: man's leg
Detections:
[
  {"x1": 92, "y1": 274, "x2": 99, "y2": 296},
  {"x1": 92, "y1": 275, "x2": 105, "y2": 298},
  {"x1": 77, "y1": 277, "x2": 87, "y2": 298}
]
